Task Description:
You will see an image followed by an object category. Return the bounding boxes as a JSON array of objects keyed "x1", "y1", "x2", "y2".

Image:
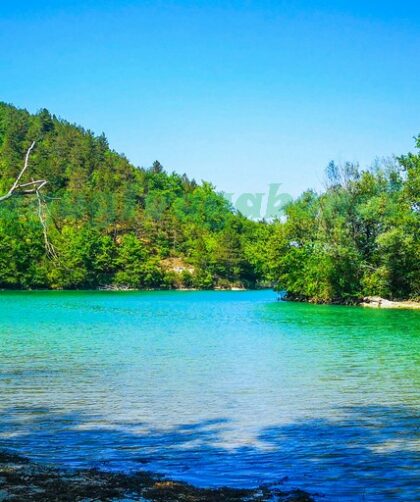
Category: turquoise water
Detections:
[{"x1": 0, "y1": 290, "x2": 419, "y2": 500}]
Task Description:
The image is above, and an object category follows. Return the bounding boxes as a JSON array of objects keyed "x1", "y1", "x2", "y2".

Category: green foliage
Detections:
[
  {"x1": 0, "y1": 102, "x2": 264, "y2": 290},
  {"x1": 264, "y1": 140, "x2": 420, "y2": 302},
  {"x1": 0, "y1": 102, "x2": 417, "y2": 300}
]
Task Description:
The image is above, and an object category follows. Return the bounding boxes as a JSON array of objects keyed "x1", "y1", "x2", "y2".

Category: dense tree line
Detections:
[
  {"x1": 0, "y1": 102, "x2": 418, "y2": 301},
  {"x1": 252, "y1": 140, "x2": 419, "y2": 303}
]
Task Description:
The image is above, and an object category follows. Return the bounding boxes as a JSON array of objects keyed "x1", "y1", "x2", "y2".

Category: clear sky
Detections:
[{"x1": 1, "y1": 1, "x2": 419, "y2": 198}]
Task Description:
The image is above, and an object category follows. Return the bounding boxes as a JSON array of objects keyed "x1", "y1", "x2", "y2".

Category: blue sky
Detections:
[{"x1": 1, "y1": 1, "x2": 419, "y2": 198}]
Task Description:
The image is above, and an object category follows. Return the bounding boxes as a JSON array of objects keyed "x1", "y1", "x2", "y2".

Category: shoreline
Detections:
[
  {"x1": 360, "y1": 296, "x2": 420, "y2": 310},
  {"x1": 282, "y1": 294, "x2": 420, "y2": 310},
  {"x1": 0, "y1": 451, "x2": 313, "y2": 502},
  {"x1": 0, "y1": 288, "x2": 419, "y2": 309},
  {"x1": 0, "y1": 286, "x2": 256, "y2": 293}
]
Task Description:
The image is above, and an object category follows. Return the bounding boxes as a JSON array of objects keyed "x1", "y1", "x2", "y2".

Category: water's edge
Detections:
[
  {"x1": 0, "y1": 450, "x2": 313, "y2": 502},
  {"x1": 1, "y1": 288, "x2": 419, "y2": 309}
]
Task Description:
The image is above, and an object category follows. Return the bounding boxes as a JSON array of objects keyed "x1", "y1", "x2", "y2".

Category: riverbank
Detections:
[
  {"x1": 282, "y1": 293, "x2": 420, "y2": 310},
  {"x1": 0, "y1": 451, "x2": 313, "y2": 502},
  {"x1": 98, "y1": 285, "x2": 248, "y2": 292}
]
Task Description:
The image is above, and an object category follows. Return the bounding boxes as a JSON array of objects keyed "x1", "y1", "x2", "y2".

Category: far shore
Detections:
[{"x1": 0, "y1": 288, "x2": 419, "y2": 310}]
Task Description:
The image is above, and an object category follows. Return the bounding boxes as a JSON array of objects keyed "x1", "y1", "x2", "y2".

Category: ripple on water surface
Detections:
[{"x1": 0, "y1": 290, "x2": 419, "y2": 501}]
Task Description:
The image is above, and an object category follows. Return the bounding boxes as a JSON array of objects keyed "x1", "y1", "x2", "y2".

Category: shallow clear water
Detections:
[{"x1": 0, "y1": 290, "x2": 419, "y2": 500}]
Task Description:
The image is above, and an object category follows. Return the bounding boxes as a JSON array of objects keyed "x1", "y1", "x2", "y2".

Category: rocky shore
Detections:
[
  {"x1": 0, "y1": 451, "x2": 313, "y2": 501},
  {"x1": 361, "y1": 296, "x2": 420, "y2": 310},
  {"x1": 282, "y1": 293, "x2": 420, "y2": 309}
]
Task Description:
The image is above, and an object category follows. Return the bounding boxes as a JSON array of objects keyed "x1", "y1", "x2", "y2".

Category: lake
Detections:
[{"x1": 0, "y1": 290, "x2": 419, "y2": 500}]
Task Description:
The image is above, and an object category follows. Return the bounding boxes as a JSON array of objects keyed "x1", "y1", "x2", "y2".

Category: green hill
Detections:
[
  {"x1": 0, "y1": 102, "x2": 264, "y2": 289},
  {"x1": 0, "y1": 102, "x2": 418, "y2": 301}
]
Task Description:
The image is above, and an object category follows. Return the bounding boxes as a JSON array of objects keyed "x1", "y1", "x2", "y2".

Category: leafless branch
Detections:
[
  {"x1": 0, "y1": 141, "x2": 45, "y2": 201},
  {"x1": 36, "y1": 188, "x2": 58, "y2": 259},
  {"x1": 0, "y1": 141, "x2": 57, "y2": 258}
]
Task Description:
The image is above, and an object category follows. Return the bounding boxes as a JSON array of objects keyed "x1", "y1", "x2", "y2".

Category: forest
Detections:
[{"x1": 0, "y1": 102, "x2": 418, "y2": 302}]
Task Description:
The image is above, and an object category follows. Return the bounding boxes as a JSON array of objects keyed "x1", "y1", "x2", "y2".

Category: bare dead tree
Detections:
[{"x1": 0, "y1": 141, "x2": 57, "y2": 258}]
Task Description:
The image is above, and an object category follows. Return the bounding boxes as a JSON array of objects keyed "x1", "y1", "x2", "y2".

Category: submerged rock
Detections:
[{"x1": 0, "y1": 451, "x2": 314, "y2": 501}]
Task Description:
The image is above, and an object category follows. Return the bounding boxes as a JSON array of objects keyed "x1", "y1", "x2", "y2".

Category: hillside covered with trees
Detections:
[
  {"x1": 0, "y1": 102, "x2": 418, "y2": 302},
  {"x1": 0, "y1": 102, "x2": 264, "y2": 290}
]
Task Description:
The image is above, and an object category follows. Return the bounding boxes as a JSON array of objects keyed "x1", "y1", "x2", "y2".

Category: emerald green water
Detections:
[{"x1": 0, "y1": 290, "x2": 419, "y2": 500}]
